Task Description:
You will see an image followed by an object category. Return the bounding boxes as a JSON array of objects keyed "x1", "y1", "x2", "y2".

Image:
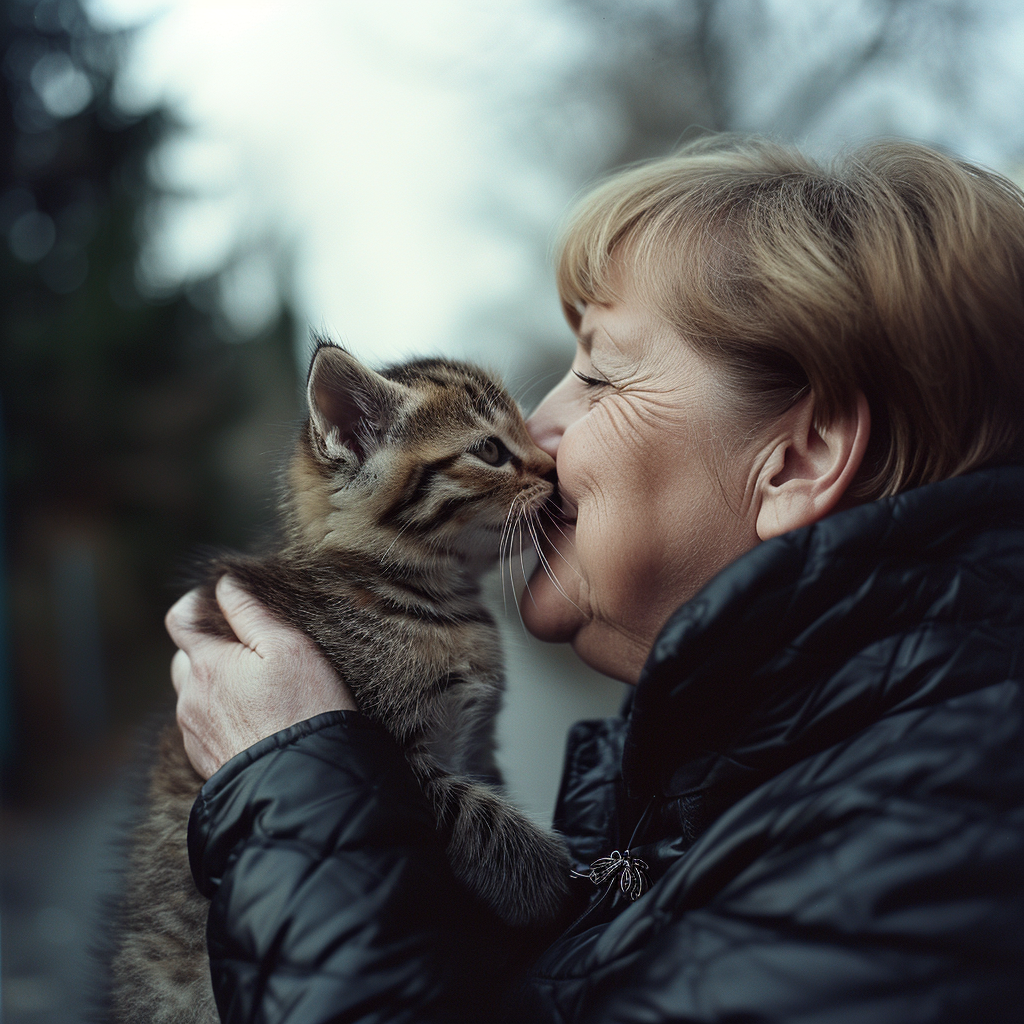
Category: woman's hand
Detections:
[{"x1": 166, "y1": 576, "x2": 357, "y2": 779}]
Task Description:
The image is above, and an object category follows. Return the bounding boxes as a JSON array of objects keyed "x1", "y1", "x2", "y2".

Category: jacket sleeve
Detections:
[{"x1": 187, "y1": 711, "x2": 522, "y2": 1024}]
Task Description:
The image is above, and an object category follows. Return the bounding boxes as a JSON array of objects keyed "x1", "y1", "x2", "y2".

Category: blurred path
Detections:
[{"x1": 2, "y1": 773, "x2": 132, "y2": 1023}]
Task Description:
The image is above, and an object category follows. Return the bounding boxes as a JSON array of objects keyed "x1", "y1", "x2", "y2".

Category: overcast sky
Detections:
[
  {"x1": 84, "y1": 0, "x2": 585, "y2": 370},
  {"x1": 83, "y1": 0, "x2": 1024, "y2": 376}
]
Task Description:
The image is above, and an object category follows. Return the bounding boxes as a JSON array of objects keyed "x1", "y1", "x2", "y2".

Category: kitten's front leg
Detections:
[{"x1": 415, "y1": 765, "x2": 571, "y2": 929}]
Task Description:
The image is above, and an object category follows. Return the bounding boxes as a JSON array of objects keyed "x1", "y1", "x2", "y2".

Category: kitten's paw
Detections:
[{"x1": 440, "y1": 780, "x2": 572, "y2": 929}]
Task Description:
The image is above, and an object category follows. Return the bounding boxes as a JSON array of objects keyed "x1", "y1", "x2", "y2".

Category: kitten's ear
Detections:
[{"x1": 306, "y1": 345, "x2": 404, "y2": 463}]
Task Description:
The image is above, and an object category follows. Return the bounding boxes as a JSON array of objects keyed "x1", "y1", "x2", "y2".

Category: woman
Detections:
[{"x1": 169, "y1": 137, "x2": 1024, "y2": 1022}]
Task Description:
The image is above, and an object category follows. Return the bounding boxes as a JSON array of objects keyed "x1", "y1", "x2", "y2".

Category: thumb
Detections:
[{"x1": 215, "y1": 576, "x2": 281, "y2": 653}]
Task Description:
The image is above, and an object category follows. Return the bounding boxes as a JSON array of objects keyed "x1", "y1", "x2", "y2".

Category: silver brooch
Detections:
[{"x1": 572, "y1": 849, "x2": 651, "y2": 901}]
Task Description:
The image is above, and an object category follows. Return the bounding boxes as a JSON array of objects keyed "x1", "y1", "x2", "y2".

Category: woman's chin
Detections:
[{"x1": 519, "y1": 561, "x2": 584, "y2": 643}]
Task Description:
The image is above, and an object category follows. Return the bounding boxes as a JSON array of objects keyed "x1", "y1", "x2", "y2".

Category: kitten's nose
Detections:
[{"x1": 524, "y1": 450, "x2": 556, "y2": 483}]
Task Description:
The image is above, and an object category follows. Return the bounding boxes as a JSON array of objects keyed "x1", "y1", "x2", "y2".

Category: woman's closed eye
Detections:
[{"x1": 573, "y1": 368, "x2": 612, "y2": 389}]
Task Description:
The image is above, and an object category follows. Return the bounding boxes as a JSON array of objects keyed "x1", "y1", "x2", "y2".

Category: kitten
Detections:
[{"x1": 110, "y1": 341, "x2": 571, "y2": 1024}]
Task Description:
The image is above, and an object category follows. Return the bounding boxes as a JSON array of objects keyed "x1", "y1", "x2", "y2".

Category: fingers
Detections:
[
  {"x1": 215, "y1": 576, "x2": 290, "y2": 654},
  {"x1": 165, "y1": 589, "x2": 204, "y2": 653},
  {"x1": 167, "y1": 577, "x2": 281, "y2": 658}
]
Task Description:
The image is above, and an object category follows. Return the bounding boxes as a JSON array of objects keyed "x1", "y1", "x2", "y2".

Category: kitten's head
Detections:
[{"x1": 285, "y1": 341, "x2": 555, "y2": 568}]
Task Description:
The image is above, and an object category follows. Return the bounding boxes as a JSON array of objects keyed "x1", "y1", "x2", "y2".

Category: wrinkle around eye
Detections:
[
  {"x1": 590, "y1": 394, "x2": 659, "y2": 454},
  {"x1": 609, "y1": 386, "x2": 700, "y2": 457}
]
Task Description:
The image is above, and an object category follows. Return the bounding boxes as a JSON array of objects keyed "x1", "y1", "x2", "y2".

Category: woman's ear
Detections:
[{"x1": 755, "y1": 391, "x2": 870, "y2": 541}]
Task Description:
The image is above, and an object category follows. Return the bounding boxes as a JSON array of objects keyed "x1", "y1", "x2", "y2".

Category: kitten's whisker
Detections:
[
  {"x1": 501, "y1": 497, "x2": 527, "y2": 609},
  {"x1": 505, "y1": 536, "x2": 516, "y2": 606},
  {"x1": 518, "y1": 518, "x2": 530, "y2": 594},
  {"x1": 531, "y1": 521, "x2": 581, "y2": 606},
  {"x1": 512, "y1": 367, "x2": 565, "y2": 409},
  {"x1": 507, "y1": 514, "x2": 520, "y2": 604},
  {"x1": 526, "y1": 516, "x2": 584, "y2": 613},
  {"x1": 501, "y1": 499, "x2": 521, "y2": 548},
  {"x1": 499, "y1": 501, "x2": 519, "y2": 613},
  {"x1": 515, "y1": 521, "x2": 533, "y2": 635},
  {"x1": 547, "y1": 515, "x2": 575, "y2": 541},
  {"x1": 381, "y1": 520, "x2": 416, "y2": 563},
  {"x1": 537, "y1": 516, "x2": 585, "y2": 582}
]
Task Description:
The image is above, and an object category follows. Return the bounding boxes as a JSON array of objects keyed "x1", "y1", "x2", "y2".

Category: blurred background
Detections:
[{"x1": 3, "y1": 0, "x2": 1024, "y2": 1018}]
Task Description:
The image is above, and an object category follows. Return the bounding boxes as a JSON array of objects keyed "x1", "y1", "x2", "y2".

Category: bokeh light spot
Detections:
[
  {"x1": 30, "y1": 51, "x2": 93, "y2": 118},
  {"x1": 8, "y1": 209, "x2": 57, "y2": 262}
]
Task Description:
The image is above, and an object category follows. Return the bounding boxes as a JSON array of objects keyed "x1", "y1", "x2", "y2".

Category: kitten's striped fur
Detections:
[{"x1": 111, "y1": 342, "x2": 571, "y2": 1023}]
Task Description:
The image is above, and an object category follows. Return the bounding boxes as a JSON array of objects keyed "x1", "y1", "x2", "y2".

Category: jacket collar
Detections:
[{"x1": 622, "y1": 465, "x2": 1024, "y2": 811}]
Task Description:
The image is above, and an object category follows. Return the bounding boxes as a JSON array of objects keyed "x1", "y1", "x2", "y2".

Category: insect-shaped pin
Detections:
[{"x1": 571, "y1": 849, "x2": 651, "y2": 901}]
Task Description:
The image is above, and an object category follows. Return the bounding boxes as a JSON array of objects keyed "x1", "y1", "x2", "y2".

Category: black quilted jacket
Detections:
[{"x1": 188, "y1": 466, "x2": 1024, "y2": 1023}]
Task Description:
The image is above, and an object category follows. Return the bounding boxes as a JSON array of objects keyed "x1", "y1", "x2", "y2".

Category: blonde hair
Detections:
[{"x1": 555, "y1": 136, "x2": 1024, "y2": 500}]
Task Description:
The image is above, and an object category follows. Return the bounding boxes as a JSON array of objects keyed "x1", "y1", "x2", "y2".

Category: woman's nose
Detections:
[{"x1": 526, "y1": 373, "x2": 573, "y2": 459}]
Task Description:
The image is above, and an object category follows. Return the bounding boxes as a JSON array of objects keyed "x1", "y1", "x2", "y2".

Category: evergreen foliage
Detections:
[{"x1": 1, "y1": 0, "x2": 299, "y2": 802}]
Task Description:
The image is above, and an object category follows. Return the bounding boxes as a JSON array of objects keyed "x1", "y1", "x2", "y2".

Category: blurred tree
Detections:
[
  {"x1": 483, "y1": 0, "x2": 1012, "y2": 382},
  {"x1": 553, "y1": 0, "x2": 995, "y2": 169},
  {"x1": 1, "y1": 0, "x2": 300, "y2": 804}
]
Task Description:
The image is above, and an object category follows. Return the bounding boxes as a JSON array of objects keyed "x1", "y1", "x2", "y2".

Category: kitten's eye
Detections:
[{"x1": 473, "y1": 436, "x2": 512, "y2": 466}]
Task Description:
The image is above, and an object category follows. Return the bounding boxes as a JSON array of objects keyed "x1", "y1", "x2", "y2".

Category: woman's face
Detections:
[{"x1": 522, "y1": 287, "x2": 764, "y2": 684}]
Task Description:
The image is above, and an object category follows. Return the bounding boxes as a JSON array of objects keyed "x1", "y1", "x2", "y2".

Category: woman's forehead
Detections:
[{"x1": 577, "y1": 295, "x2": 680, "y2": 362}]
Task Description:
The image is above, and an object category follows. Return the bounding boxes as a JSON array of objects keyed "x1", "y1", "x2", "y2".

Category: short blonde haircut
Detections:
[{"x1": 555, "y1": 136, "x2": 1024, "y2": 500}]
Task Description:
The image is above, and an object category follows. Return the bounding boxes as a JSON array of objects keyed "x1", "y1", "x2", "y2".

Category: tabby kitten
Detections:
[{"x1": 111, "y1": 342, "x2": 571, "y2": 1024}]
